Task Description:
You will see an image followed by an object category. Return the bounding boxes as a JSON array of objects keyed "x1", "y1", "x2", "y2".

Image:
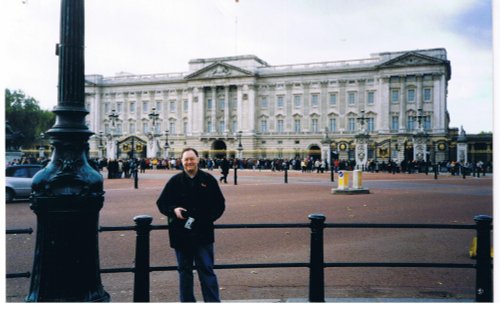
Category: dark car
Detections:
[{"x1": 5, "y1": 164, "x2": 43, "y2": 203}]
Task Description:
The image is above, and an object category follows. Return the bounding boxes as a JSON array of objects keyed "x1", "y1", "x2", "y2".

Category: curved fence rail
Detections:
[{"x1": 6, "y1": 215, "x2": 493, "y2": 302}]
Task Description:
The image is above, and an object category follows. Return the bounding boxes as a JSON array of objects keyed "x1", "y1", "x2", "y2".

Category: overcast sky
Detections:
[{"x1": 2, "y1": 0, "x2": 495, "y2": 133}]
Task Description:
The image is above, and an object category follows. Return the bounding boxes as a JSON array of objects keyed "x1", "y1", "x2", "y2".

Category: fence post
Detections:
[
  {"x1": 134, "y1": 168, "x2": 139, "y2": 189},
  {"x1": 234, "y1": 167, "x2": 238, "y2": 185},
  {"x1": 308, "y1": 214, "x2": 326, "y2": 302},
  {"x1": 133, "y1": 215, "x2": 153, "y2": 302},
  {"x1": 474, "y1": 215, "x2": 493, "y2": 302},
  {"x1": 284, "y1": 166, "x2": 288, "y2": 184}
]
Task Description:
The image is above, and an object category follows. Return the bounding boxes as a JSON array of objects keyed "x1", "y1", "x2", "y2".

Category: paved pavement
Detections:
[{"x1": 4, "y1": 169, "x2": 493, "y2": 302}]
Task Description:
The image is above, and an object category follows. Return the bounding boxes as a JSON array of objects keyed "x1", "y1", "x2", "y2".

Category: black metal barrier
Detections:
[{"x1": 7, "y1": 215, "x2": 493, "y2": 302}]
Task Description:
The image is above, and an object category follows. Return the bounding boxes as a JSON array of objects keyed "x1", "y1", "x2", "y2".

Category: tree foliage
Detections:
[{"x1": 5, "y1": 88, "x2": 55, "y2": 149}]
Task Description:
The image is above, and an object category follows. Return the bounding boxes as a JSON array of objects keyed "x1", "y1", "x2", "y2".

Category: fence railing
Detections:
[{"x1": 7, "y1": 214, "x2": 493, "y2": 302}]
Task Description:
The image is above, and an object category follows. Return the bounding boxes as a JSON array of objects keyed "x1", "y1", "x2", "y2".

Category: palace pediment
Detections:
[
  {"x1": 377, "y1": 52, "x2": 448, "y2": 69},
  {"x1": 184, "y1": 62, "x2": 255, "y2": 80}
]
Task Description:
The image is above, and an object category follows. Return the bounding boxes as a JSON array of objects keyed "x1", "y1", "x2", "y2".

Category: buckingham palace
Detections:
[{"x1": 85, "y1": 48, "x2": 459, "y2": 166}]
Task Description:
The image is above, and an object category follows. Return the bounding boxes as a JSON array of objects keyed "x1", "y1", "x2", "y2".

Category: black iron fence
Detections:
[{"x1": 7, "y1": 214, "x2": 493, "y2": 302}]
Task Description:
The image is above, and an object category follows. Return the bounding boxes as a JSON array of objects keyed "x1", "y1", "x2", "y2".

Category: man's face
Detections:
[{"x1": 182, "y1": 150, "x2": 199, "y2": 175}]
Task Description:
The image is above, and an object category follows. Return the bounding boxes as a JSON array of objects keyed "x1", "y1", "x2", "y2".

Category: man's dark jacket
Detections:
[{"x1": 156, "y1": 170, "x2": 225, "y2": 249}]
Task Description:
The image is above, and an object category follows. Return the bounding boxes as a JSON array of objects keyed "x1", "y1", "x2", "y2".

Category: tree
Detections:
[{"x1": 5, "y1": 89, "x2": 55, "y2": 150}]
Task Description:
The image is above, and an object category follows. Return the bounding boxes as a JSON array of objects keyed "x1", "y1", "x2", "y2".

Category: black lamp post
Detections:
[
  {"x1": 148, "y1": 107, "x2": 159, "y2": 127},
  {"x1": 236, "y1": 130, "x2": 243, "y2": 159},
  {"x1": 164, "y1": 130, "x2": 170, "y2": 159},
  {"x1": 28, "y1": 0, "x2": 109, "y2": 302}
]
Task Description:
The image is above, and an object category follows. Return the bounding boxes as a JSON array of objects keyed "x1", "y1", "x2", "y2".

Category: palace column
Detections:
[
  {"x1": 224, "y1": 85, "x2": 230, "y2": 133},
  {"x1": 211, "y1": 86, "x2": 217, "y2": 133}
]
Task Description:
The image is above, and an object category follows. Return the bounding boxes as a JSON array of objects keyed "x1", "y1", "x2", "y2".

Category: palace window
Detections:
[
  {"x1": 260, "y1": 119, "x2": 268, "y2": 133},
  {"x1": 277, "y1": 120, "x2": 284, "y2": 133},
  {"x1": 348, "y1": 92, "x2": 356, "y2": 105},
  {"x1": 129, "y1": 101, "x2": 136, "y2": 113},
  {"x1": 169, "y1": 121, "x2": 176, "y2": 134},
  {"x1": 183, "y1": 121, "x2": 188, "y2": 134},
  {"x1": 142, "y1": 122, "x2": 149, "y2": 134},
  {"x1": 367, "y1": 91, "x2": 375, "y2": 105},
  {"x1": 218, "y1": 98, "x2": 225, "y2": 110},
  {"x1": 207, "y1": 120, "x2": 213, "y2": 133},
  {"x1": 116, "y1": 102, "x2": 123, "y2": 113},
  {"x1": 129, "y1": 122, "x2": 136, "y2": 134},
  {"x1": 391, "y1": 89, "x2": 400, "y2": 104},
  {"x1": 407, "y1": 116, "x2": 416, "y2": 130},
  {"x1": 104, "y1": 102, "x2": 110, "y2": 114},
  {"x1": 423, "y1": 88, "x2": 432, "y2": 102},
  {"x1": 183, "y1": 100, "x2": 188, "y2": 112},
  {"x1": 311, "y1": 118, "x2": 319, "y2": 133},
  {"x1": 423, "y1": 116, "x2": 431, "y2": 130},
  {"x1": 367, "y1": 118, "x2": 375, "y2": 132},
  {"x1": 407, "y1": 89, "x2": 416, "y2": 103},
  {"x1": 329, "y1": 118, "x2": 336, "y2": 132},
  {"x1": 260, "y1": 96, "x2": 268, "y2": 109},
  {"x1": 329, "y1": 93, "x2": 337, "y2": 106},
  {"x1": 142, "y1": 101, "x2": 149, "y2": 113},
  {"x1": 294, "y1": 119, "x2": 301, "y2": 133},
  {"x1": 294, "y1": 95, "x2": 302, "y2": 108},
  {"x1": 156, "y1": 101, "x2": 162, "y2": 111},
  {"x1": 311, "y1": 94, "x2": 319, "y2": 107},
  {"x1": 276, "y1": 95, "x2": 284, "y2": 109},
  {"x1": 169, "y1": 100, "x2": 176, "y2": 112},
  {"x1": 391, "y1": 116, "x2": 399, "y2": 131},
  {"x1": 207, "y1": 99, "x2": 213, "y2": 110},
  {"x1": 219, "y1": 120, "x2": 225, "y2": 133},
  {"x1": 348, "y1": 118, "x2": 356, "y2": 132}
]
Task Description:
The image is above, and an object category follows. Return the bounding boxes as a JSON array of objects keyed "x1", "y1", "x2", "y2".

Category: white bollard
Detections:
[{"x1": 352, "y1": 170, "x2": 362, "y2": 189}]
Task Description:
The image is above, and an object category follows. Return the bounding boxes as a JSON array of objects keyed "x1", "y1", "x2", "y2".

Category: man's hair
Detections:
[{"x1": 181, "y1": 147, "x2": 199, "y2": 158}]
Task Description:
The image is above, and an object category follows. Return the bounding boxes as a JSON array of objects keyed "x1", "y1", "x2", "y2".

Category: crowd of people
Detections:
[{"x1": 7, "y1": 154, "x2": 492, "y2": 179}]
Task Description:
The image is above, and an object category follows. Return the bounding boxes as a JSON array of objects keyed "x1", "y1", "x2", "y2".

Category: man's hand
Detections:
[{"x1": 174, "y1": 207, "x2": 187, "y2": 220}]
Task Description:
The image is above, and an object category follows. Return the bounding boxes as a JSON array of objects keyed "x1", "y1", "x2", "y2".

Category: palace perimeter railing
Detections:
[{"x1": 6, "y1": 214, "x2": 493, "y2": 302}]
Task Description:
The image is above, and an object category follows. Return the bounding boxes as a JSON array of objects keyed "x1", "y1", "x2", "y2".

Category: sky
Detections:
[{"x1": 1, "y1": 0, "x2": 495, "y2": 134}]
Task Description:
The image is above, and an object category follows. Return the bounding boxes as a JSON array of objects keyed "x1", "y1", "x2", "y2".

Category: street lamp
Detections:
[
  {"x1": 29, "y1": 0, "x2": 109, "y2": 302},
  {"x1": 109, "y1": 109, "x2": 119, "y2": 127},
  {"x1": 148, "y1": 107, "x2": 159, "y2": 128},
  {"x1": 164, "y1": 130, "x2": 170, "y2": 159},
  {"x1": 236, "y1": 130, "x2": 243, "y2": 159}
]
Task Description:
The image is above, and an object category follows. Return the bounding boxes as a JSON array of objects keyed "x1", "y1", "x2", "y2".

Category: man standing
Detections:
[
  {"x1": 156, "y1": 148, "x2": 225, "y2": 302},
  {"x1": 219, "y1": 156, "x2": 230, "y2": 183}
]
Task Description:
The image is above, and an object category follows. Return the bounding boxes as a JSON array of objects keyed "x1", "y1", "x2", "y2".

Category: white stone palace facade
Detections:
[{"x1": 84, "y1": 48, "x2": 453, "y2": 166}]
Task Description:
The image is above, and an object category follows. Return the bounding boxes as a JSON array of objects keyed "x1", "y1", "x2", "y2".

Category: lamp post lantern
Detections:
[{"x1": 28, "y1": 0, "x2": 109, "y2": 302}]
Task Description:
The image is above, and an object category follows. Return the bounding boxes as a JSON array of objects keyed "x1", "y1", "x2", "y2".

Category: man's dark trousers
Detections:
[{"x1": 175, "y1": 243, "x2": 220, "y2": 302}]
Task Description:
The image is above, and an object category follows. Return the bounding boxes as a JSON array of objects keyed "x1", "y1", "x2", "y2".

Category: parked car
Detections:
[{"x1": 5, "y1": 164, "x2": 43, "y2": 203}]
